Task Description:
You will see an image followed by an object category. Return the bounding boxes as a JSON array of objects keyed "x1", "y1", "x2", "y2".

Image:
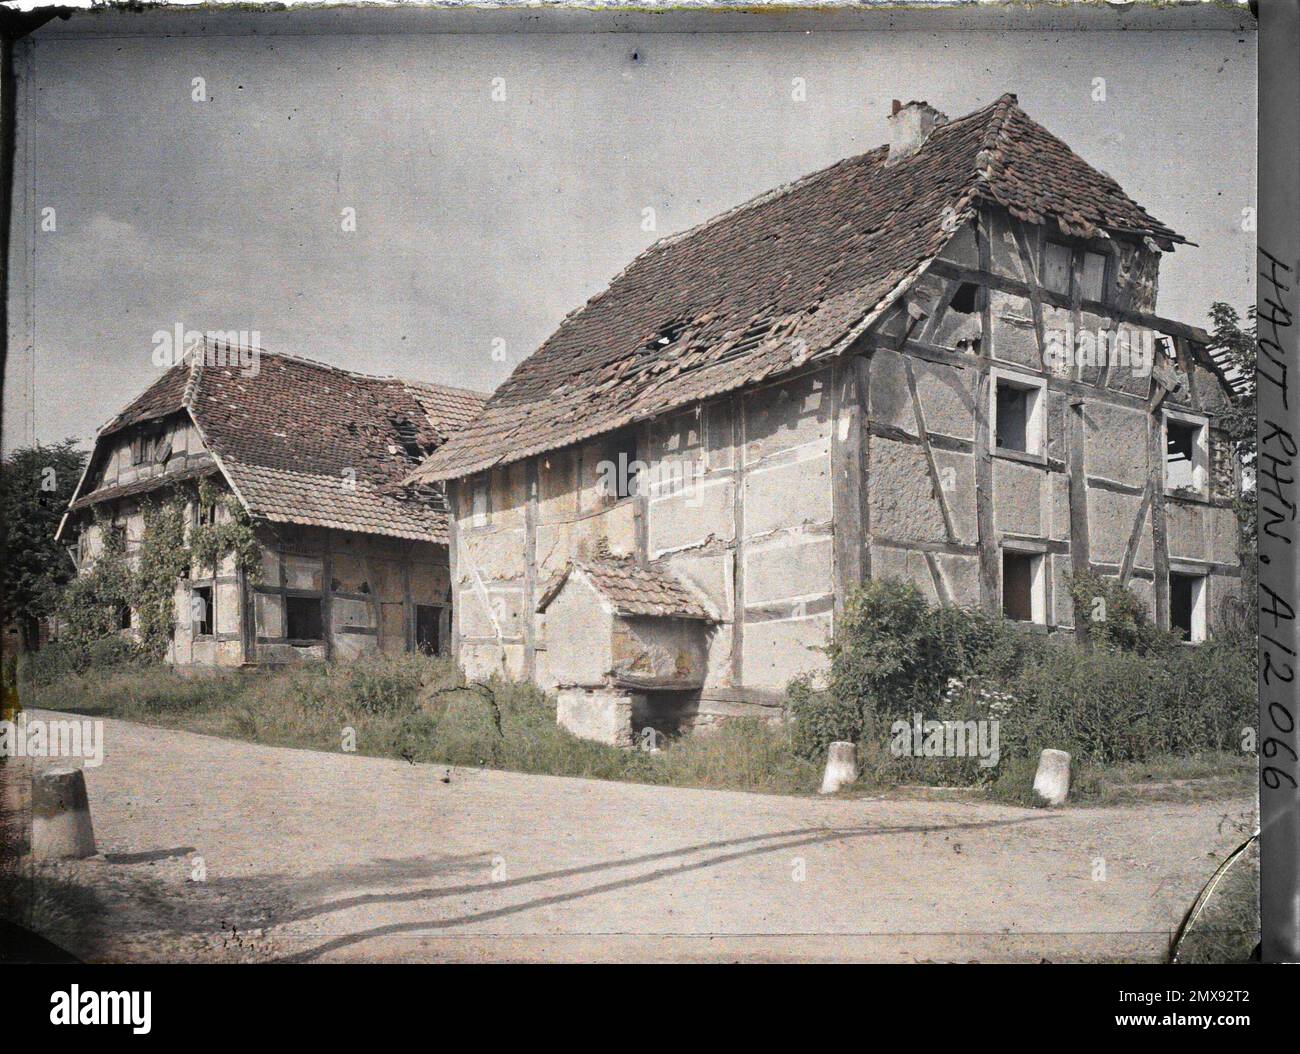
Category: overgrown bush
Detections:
[
  {"x1": 787, "y1": 576, "x2": 1255, "y2": 784},
  {"x1": 59, "y1": 509, "x2": 134, "y2": 652},
  {"x1": 790, "y1": 578, "x2": 1024, "y2": 764},
  {"x1": 1004, "y1": 637, "x2": 1252, "y2": 764},
  {"x1": 347, "y1": 653, "x2": 437, "y2": 715},
  {"x1": 16, "y1": 635, "x2": 139, "y2": 689},
  {"x1": 1067, "y1": 570, "x2": 1175, "y2": 655}
]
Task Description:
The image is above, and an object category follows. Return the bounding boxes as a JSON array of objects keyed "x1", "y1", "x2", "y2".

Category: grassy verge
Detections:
[
  {"x1": 982, "y1": 751, "x2": 1256, "y2": 808},
  {"x1": 15, "y1": 653, "x2": 1251, "y2": 805},
  {"x1": 19, "y1": 654, "x2": 824, "y2": 796}
]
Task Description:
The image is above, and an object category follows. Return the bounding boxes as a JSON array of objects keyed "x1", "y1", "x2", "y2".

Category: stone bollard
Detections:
[
  {"x1": 819, "y1": 741, "x2": 859, "y2": 794},
  {"x1": 31, "y1": 767, "x2": 96, "y2": 861},
  {"x1": 1033, "y1": 748, "x2": 1071, "y2": 806}
]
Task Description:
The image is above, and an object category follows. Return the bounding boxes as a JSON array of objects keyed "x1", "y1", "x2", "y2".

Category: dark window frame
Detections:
[
  {"x1": 285, "y1": 595, "x2": 325, "y2": 643},
  {"x1": 1169, "y1": 571, "x2": 1207, "y2": 643},
  {"x1": 1041, "y1": 237, "x2": 1114, "y2": 306},
  {"x1": 992, "y1": 371, "x2": 1044, "y2": 456},
  {"x1": 1042, "y1": 239, "x2": 1075, "y2": 297},
  {"x1": 1164, "y1": 412, "x2": 1208, "y2": 497},
  {"x1": 193, "y1": 498, "x2": 218, "y2": 528},
  {"x1": 130, "y1": 426, "x2": 164, "y2": 467},
  {"x1": 1001, "y1": 549, "x2": 1045, "y2": 625},
  {"x1": 602, "y1": 428, "x2": 642, "y2": 503},
  {"x1": 415, "y1": 603, "x2": 444, "y2": 656},
  {"x1": 1080, "y1": 248, "x2": 1109, "y2": 304}
]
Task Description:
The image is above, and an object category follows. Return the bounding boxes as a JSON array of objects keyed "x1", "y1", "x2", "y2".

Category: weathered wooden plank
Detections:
[
  {"x1": 321, "y1": 530, "x2": 334, "y2": 661},
  {"x1": 238, "y1": 565, "x2": 255, "y2": 665},
  {"x1": 872, "y1": 535, "x2": 980, "y2": 557},
  {"x1": 402, "y1": 546, "x2": 414, "y2": 654},
  {"x1": 830, "y1": 358, "x2": 863, "y2": 618},
  {"x1": 927, "y1": 258, "x2": 1214, "y2": 345},
  {"x1": 1067, "y1": 399, "x2": 1092, "y2": 643},
  {"x1": 890, "y1": 337, "x2": 1214, "y2": 419},
  {"x1": 921, "y1": 550, "x2": 952, "y2": 606},
  {"x1": 1174, "y1": 335, "x2": 1203, "y2": 411},
  {"x1": 730, "y1": 391, "x2": 746, "y2": 687},
  {"x1": 1148, "y1": 412, "x2": 1171, "y2": 628},
  {"x1": 1117, "y1": 481, "x2": 1154, "y2": 586},
  {"x1": 855, "y1": 353, "x2": 873, "y2": 582},
  {"x1": 523, "y1": 459, "x2": 539, "y2": 680},
  {"x1": 998, "y1": 533, "x2": 1072, "y2": 556},
  {"x1": 633, "y1": 422, "x2": 651, "y2": 564},
  {"x1": 919, "y1": 278, "x2": 960, "y2": 346},
  {"x1": 974, "y1": 211, "x2": 1000, "y2": 613},
  {"x1": 1010, "y1": 218, "x2": 1048, "y2": 360},
  {"x1": 868, "y1": 420, "x2": 975, "y2": 453},
  {"x1": 447, "y1": 480, "x2": 461, "y2": 663},
  {"x1": 1087, "y1": 476, "x2": 1147, "y2": 497}
]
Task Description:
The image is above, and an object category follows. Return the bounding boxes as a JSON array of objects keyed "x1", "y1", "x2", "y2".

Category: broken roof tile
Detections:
[{"x1": 537, "y1": 558, "x2": 716, "y2": 621}]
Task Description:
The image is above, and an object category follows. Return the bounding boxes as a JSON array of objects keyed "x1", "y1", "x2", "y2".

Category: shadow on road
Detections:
[
  {"x1": 103, "y1": 847, "x2": 196, "y2": 865},
  {"x1": 272, "y1": 814, "x2": 1058, "y2": 962}
]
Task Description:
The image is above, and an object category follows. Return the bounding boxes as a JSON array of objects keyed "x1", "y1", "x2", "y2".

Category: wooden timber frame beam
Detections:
[
  {"x1": 928, "y1": 258, "x2": 1213, "y2": 345},
  {"x1": 972, "y1": 212, "x2": 1000, "y2": 613},
  {"x1": 928, "y1": 255, "x2": 1237, "y2": 404}
]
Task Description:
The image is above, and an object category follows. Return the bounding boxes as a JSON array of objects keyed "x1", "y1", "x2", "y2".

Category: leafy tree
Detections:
[
  {"x1": 0, "y1": 440, "x2": 87, "y2": 651},
  {"x1": 1206, "y1": 301, "x2": 1257, "y2": 478},
  {"x1": 1205, "y1": 302, "x2": 1257, "y2": 637}
]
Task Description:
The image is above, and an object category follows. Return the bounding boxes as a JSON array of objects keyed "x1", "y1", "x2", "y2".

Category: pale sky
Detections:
[{"x1": 3, "y1": 18, "x2": 1256, "y2": 452}]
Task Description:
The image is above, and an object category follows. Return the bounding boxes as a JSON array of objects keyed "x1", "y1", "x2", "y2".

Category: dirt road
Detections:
[{"x1": 8, "y1": 711, "x2": 1254, "y2": 962}]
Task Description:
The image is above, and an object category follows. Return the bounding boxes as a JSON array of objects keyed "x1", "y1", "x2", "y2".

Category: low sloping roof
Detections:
[
  {"x1": 70, "y1": 346, "x2": 488, "y2": 544},
  {"x1": 69, "y1": 457, "x2": 218, "y2": 513},
  {"x1": 537, "y1": 559, "x2": 716, "y2": 621},
  {"x1": 411, "y1": 93, "x2": 1186, "y2": 484}
]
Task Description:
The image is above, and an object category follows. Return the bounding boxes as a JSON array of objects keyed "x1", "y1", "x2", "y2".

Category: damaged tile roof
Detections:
[
  {"x1": 537, "y1": 558, "x2": 717, "y2": 621},
  {"x1": 77, "y1": 346, "x2": 488, "y2": 544},
  {"x1": 411, "y1": 94, "x2": 1188, "y2": 485}
]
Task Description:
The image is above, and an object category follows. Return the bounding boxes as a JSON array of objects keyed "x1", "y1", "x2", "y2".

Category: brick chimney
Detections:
[{"x1": 887, "y1": 99, "x2": 948, "y2": 164}]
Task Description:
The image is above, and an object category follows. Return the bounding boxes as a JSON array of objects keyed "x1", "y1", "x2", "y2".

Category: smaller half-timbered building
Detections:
[{"x1": 57, "y1": 344, "x2": 486, "y2": 667}]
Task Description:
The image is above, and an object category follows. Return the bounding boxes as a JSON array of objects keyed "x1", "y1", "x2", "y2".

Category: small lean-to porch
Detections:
[{"x1": 536, "y1": 557, "x2": 718, "y2": 746}]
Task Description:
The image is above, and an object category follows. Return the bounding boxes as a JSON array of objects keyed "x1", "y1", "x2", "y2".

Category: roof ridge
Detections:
[
  {"x1": 973, "y1": 92, "x2": 1019, "y2": 186},
  {"x1": 189, "y1": 344, "x2": 487, "y2": 400},
  {"x1": 393, "y1": 377, "x2": 492, "y2": 401},
  {"x1": 642, "y1": 94, "x2": 1017, "y2": 265},
  {"x1": 182, "y1": 343, "x2": 205, "y2": 409},
  {"x1": 234, "y1": 347, "x2": 370, "y2": 379}
]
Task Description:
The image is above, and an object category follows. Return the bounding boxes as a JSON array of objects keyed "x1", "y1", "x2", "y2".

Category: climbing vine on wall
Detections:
[
  {"x1": 134, "y1": 498, "x2": 190, "y2": 659},
  {"x1": 60, "y1": 478, "x2": 262, "y2": 661},
  {"x1": 61, "y1": 508, "x2": 134, "y2": 650},
  {"x1": 189, "y1": 478, "x2": 261, "y2": 580}
]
